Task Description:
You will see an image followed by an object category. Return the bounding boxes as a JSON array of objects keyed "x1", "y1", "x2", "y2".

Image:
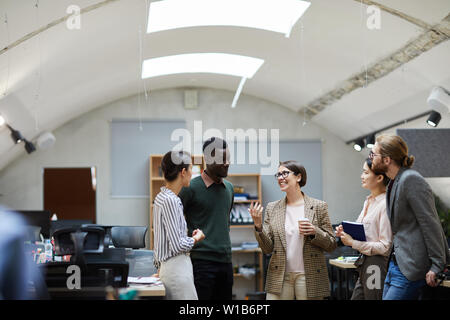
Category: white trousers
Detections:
[
  {"x1": 159, "y1": 253, "x2": 198, "y2": 300},
  {"x1": 266, "y1": 272, "x2": 322, "y2": 300}
]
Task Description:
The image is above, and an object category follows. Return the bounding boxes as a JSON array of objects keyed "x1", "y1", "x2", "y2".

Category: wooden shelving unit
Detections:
[
  {"x1": 227, "y1": 174, "x2": 263, "y2": 293},
  {"x1": 232, "y1": 248, "x2": 264, "y2": 292}
]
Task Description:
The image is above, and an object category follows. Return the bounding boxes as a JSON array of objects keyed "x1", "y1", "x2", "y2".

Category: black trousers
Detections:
[{"x1": 191, "y1": 258, "x2": 234, "y2": 300}]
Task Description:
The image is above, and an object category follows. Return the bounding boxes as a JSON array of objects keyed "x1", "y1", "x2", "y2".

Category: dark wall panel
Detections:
[{"x1": 397, "y1": 128, "x2": 450, "y2": 177}]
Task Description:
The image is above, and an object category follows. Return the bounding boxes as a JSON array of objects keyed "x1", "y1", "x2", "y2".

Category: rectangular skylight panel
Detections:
[
  {"x1": 141, "y1": 53, "x2": 264, "y2": 79},
  {"x1": 147, "y1": 0, "x2": 311, "y2": 37}
]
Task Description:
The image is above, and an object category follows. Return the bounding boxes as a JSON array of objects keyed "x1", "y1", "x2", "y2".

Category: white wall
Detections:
[{"x1": 0, "y1": 88, "x2": 368, "y2": 226}]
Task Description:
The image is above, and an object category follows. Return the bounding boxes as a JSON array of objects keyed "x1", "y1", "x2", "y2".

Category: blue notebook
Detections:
[{"x1": 342, "y1": 221, "x2": 366, "y2": 242}]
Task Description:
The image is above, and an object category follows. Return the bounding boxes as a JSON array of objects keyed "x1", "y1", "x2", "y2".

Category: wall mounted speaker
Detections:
[
  {"x1": 37, "y1": 131, "x2": 56, "y2": 150},
  {"x1": 184, "y1": 90, "x2": 198, "y2": 109}
]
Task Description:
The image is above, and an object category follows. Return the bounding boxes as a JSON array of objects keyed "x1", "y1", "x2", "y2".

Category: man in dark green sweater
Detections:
[{"x1": 179, "y1": 137, "x2": 234, "y2": 300}]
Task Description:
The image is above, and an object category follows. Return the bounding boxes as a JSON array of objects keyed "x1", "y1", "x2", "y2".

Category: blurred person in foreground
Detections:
[{"x1": 0, "y1": 206, "x2": 48, "y2": 299}]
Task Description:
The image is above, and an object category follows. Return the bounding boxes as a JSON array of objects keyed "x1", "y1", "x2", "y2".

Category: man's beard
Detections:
[
  {"x1": 216, "y1": 167, "x2": 229, "y2": 178},
  {"x1": 372, "y1": 161, "x2": 388, "y2": 174}
]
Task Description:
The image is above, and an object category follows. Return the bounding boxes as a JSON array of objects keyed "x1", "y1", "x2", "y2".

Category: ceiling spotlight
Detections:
[
  {"x1": 7, "y1": 125, "x2": 24, "y2": 144},
  {"x1": 353, "y1": 139, "x2": 365, "y2": 152},
  {"x1": 426, "y1": 111, "x2": 441, "y2": 127},
  {"x1": 4, "y1": 124, "x2": 36, "y2": 155},
  {"x1": 427, "y1": 86, "x2": 450, "y2": 115},
  {"x1": 0, "y1": 115, "x2": 5, "y2": 126},
  {"x1": 366, "y1": 134, "x2": 375, "y2": 149},
  {"x1": 24, "y1": 139, "x2": 36, "y2": 154}
]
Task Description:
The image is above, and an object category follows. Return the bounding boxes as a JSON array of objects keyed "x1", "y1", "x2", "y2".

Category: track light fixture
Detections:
[
  {"x1": 426, "y1": 111, "x2": 441, "y2": 127},
  {"x1": 4, "y1": 124, "x2": 36, "y2": 154},
  {"x1": 353, "y1": 138, "x2": 365, "y2": 152},
  {"x1": 366, "y1": 134, "x2": 375, "y2": 149},
  {"x1": 24, "y1": 139, "x2": 36, "y2": 154},
  {"x1": 7, "y1": 124, "x2": 24, "y2": 144},
  {"x1": 346, "y1": 110, "x2": 434, "y2": 152}
]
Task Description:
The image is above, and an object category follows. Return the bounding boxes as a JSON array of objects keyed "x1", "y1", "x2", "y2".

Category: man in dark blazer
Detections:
[{"x1": 370, "y1": 134, "x2": 449, "y2": 300}]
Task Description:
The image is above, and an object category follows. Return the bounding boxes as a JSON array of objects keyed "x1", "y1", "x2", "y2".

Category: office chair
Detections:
[
  {"x1": 44, "y1": 225, "x2": 129, "y2": 297},
  {"x1": 81, "y1": 224, "x2": 114, "y2": 248},
  {"x1": 24, "y1": 226, "x2": 42, "y2": 242},
  {"x1": 110, "y1": 226, "x2": 156, "y2": 277},
  {"x1": 50, "y1": 219, "x2": 93, "y2": 237},
  {"x1": 111, "y1": 226, "x2": 147, "y2": 249}
]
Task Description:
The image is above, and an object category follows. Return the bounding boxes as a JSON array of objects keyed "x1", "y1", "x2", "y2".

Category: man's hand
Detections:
[
  {"x1": 426, "y1": 270, "x2": 438, "y2": 287},
  {"x1": 335, "y1": 224, "x2": 344, "y2": 237}
]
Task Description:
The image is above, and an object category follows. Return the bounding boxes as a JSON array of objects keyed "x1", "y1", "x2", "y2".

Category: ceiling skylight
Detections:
[
  {"x1": 141, "y1": 53, "x2": 264, "y2": 79},
  {"x1": 147, "y1": 0, "x2": 311, "y2": 37}
]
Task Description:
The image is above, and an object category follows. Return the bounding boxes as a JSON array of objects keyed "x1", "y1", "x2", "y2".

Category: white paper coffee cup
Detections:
[{"x1": 298, "y1": 217, "x2": 309, "y2": 223}]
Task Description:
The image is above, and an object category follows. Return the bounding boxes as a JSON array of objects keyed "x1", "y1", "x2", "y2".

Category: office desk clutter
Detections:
[
  {"x1": 34, "y1": 224, "x2": 160, "y2": 299},
  {"x1": 335, "y1": 256, "x2": 359, "y2": 264},
  {"x1": 127, "y1": 276, "x2": 162, "y2": 285}
]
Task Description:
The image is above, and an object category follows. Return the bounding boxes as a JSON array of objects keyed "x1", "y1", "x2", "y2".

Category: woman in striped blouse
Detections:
[{"x1": 153, "y1": 151, "x2": 205, "y2": 300}]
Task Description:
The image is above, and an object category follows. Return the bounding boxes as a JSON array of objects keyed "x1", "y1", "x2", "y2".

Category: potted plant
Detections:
[{"x1": 435, "y1": 195, "x2": 450, "y2": 247}]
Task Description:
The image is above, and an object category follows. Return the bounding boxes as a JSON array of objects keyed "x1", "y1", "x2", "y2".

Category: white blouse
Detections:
[
  {"x1": 351, "y1": 192, "x2": 392, "y2": 257},
  {"x1": 285, "y1": 203, "x2": 305, "y2": 273}
]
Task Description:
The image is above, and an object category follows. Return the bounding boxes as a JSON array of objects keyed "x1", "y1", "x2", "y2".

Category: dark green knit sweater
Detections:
[{"x1": 179, "y1": 176, "x2": 234, "y2": 263}]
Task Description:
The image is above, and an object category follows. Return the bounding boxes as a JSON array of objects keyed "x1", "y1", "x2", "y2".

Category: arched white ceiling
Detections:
[{"x1": 0, "y1": 0, "x2": 449, "y2": 171}]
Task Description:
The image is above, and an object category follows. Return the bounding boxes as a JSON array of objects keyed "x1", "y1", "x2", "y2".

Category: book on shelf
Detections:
[
  {"x1": 241, "y1": 241, "x2": 258, "y2": 249},
  {"x1": 234, "y1": 193, "x2": 250, "y2": 201},
  {"x1": 230, "y1": 204, "x2": 253, "y2": 224},
  {"x1": 234, "y1": 194, "x2": 259, "y2": 202}
]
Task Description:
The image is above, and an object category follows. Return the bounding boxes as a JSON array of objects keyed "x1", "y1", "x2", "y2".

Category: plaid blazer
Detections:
[{"x1": 254, "y1": 194, "x2": 337, "y2": 298}]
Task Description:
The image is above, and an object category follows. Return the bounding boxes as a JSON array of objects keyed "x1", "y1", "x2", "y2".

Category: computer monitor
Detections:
[{"x1": 13, "y1": 210, "x2": 52, "y2": 239}]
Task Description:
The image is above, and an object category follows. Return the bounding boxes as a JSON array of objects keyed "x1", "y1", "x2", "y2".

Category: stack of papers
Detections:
[
  {"x1": 335, "y1": 256, "x2": 358, "y2": 263},
  {"x1": 127, "y1": 276, "x2": 162, "y2": 285}
]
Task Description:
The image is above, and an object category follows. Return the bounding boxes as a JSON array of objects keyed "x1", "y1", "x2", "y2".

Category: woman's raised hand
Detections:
[{"x1": 248, "y1": 202, "x2": 264, "y2": 231}]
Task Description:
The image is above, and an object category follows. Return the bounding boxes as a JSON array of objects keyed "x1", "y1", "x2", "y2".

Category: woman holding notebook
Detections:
[{"x1": 335, "y1": 158, "x2": 393, "y2": 300}]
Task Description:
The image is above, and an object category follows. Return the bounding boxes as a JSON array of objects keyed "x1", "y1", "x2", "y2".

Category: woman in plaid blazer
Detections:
[{"x1": 250, "y1": 161, "x2": 337, "y2": 299}]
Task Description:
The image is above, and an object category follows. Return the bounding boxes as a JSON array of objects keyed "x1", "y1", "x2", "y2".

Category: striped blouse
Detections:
[{"x1": 153, "y1": 187, "x2": 195, "y2": 268}]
